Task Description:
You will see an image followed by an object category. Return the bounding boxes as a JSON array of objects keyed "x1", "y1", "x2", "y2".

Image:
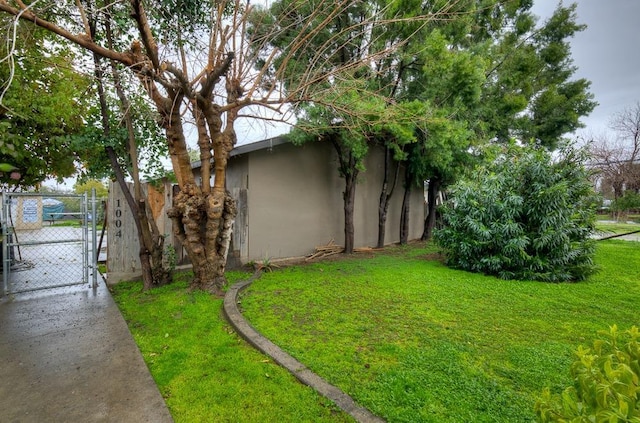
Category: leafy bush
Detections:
[
  {"x1": 434, "y1": 143, "x2": 598, "y2": 282},
  {"x1": 612, "y1": 192, "x2": 640, "y2": 215},
  {"x1": 536, "y1": 326, "x2": 640, "y2": 422}
]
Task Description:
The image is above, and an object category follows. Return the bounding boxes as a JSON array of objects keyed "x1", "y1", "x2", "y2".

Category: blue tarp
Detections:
[{"x1": 42, "y1": 198, "x2": 64, "y2": 221}]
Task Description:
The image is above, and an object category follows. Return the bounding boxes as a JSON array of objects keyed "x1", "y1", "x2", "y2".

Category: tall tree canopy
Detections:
[
  {"x1": 256, "y1": 0, "x2": 447, "y2": 252},
  {"x1": 475, "y1": 2, "x2": 597, "y2": 149},
  {"x1": 0, "y1": 18, "x2": 90, "y2": 188}
]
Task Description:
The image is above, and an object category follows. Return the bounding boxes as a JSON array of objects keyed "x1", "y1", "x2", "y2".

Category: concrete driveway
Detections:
[{"x1": 0, "y1": 281, "x2": 173, "y2": 422}]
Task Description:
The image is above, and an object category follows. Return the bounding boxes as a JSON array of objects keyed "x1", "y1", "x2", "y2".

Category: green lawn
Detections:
[
  {"x1": 595, "y1": 219, "x2": 640, "y2": 235},
  {"x1": 111, "y1": 271, "x2": 353, "y2": 423},
  {"x1": 112, "y1": 240, "x2": 640, "y2": 422},
  {"x1": 239, "y1": 241, "x2": 640, "y2": 422}
]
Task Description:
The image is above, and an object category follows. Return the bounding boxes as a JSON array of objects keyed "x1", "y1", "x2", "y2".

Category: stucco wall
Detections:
[{"x1": 227, "y1": 140, "x2": 425, "y2": 262}]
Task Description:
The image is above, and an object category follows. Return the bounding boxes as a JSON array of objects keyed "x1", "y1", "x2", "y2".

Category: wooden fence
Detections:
[{"x1": 107, "y1": 180, "x2": 183, "y2": 282}]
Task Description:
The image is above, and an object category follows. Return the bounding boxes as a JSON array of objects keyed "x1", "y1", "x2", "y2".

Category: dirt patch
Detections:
[{"x1": 422, "y1": 252, "x2": 446, "y2": 263}]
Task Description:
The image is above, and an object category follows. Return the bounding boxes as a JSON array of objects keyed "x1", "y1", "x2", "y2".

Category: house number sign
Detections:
[{"x1": 114, "y1": 198, "x2": 123, "y2": 237}]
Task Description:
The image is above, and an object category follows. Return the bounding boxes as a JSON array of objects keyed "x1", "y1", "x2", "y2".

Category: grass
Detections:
[
  {"x1": 111, "y1": 271, "x2": 353, "y2": 423},
  {"x1": 48, "y1": 220, "x2": 103, "y2": 230},
  {"x1": 112, "y1": 241, "x2": 640, "y2": 422},
  {"x1": 595, "y1": 219, "x2": 640, "y2": 235},
  {"x1": 239, "y1": 241, "x2": 640, "y2": 422}
]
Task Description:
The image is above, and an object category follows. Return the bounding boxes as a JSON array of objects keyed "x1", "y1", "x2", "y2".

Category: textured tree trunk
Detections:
[
  {"x1": 422, "y1": 177, "x2": 442, "y2": 241},
  {"x1": 377, "y1": 146, "x2": 401, "y2": 248},
  {"x1": 400, "y1": 160, "x2": 417, "y2": 245},
  {"x1": 168, "y1": 187, "x2": 236, "y2": 295},
  {"x1": 331, "y1": 137, "x2": 359, "y2": 255},
  {"x1": 343, "y1": 171, "x2": 357, "y2": 254},
  {"x1": 165, "y1": 86, "x2": 238, "y2": 294},
  {"x1": 399, "y1": 182, "x2": 411, "y2": 245},
  {"x1": 104, "y1": 147, "x2": 154, "y2": 289}
]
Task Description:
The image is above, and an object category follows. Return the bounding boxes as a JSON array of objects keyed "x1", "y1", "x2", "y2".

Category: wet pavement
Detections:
[
  {"x1": 4, "y1": 226, "x2": 95, "y2": 295},
  {"x1": 0, "y1": 281, "x2": 173, "y2": 422}
]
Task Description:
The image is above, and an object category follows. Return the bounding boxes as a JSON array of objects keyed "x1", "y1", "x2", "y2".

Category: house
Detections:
[{"x1": 193, "y1": 136, "x2": 425, "y2": 264}]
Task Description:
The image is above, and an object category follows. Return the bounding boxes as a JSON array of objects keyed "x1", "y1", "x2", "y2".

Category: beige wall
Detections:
[{"x1": 228, "y1": 140, "x2": 425, "y2": 262}]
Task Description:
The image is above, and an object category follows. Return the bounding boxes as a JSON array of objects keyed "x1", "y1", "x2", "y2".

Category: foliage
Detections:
[
  {"x1": 73, "y1": 84, "x2": 169, "y2": 183},
  {"x1": 162, "y1": 244, "x2": 177, "y2": 273},
  {"x1": 536, "y1": 325, "x2": 640, "y2": 422},
  {"x1": 0, "y1": 19, "x2": 90, "y2": 188},
  {"x1": 434, "y1": 142, "x2": 599, "y2": 282},
  {"x1": 74, "y1": 179, "x2": 108, "y2": 198},
  {"x1": 404, "y1": 1, "x2": 596, "y2": 196},
  {"x1": 289, "y1": 87, "x2": 425, "y2": 172},
  {"x1": 611, "y1": 191, "x2": 640, "y2": 214},
  {"x1": 478, "y1": 3, "x2": 597, "y2": 150},
  {"x1": 239, "y1": 241, "x2": 640, "y2": 422}
]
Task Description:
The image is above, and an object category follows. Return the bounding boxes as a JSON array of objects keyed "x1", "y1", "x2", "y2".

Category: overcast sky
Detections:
[{"x1": 531, "y1": 0, "x2": 640, "y2": 138}]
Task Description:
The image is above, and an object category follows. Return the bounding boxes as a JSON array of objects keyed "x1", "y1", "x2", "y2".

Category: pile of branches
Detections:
[
  {"x1": 306, "y1": 239, "x2": 343, "y2": 261},
  {"x1": 305, "y1": 240, "x2": 381, "y2": 261}
]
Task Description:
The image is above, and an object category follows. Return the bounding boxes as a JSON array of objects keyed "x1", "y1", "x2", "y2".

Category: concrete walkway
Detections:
[
  {"x1": 0, "y1": 281, "x2": 173, "y2": 423},
  {"x1": 224, "y1": 274, "x2": 385, "y2": 423}
]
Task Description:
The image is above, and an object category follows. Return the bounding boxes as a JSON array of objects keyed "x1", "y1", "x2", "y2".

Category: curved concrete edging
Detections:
[{"x1": 223, "y1": 273, "x2": 385, "y2": 423}]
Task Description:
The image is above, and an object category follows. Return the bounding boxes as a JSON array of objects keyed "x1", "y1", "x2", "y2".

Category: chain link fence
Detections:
[{"x1": 1, "y1": 192, "x2": 98, "y2": 295}]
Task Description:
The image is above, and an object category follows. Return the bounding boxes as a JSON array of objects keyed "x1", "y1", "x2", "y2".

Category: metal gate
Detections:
[{"x1": 1, "y1": 192, "x2": 98, "y2": 296}]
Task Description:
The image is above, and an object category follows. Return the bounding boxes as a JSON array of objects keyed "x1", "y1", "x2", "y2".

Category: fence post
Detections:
[
  {"x1": 1, "y1": 192, "x2": 6, "y2": 297},
  {"x1": 92, "y1": 188, "x2": 98, "y2": 289}
]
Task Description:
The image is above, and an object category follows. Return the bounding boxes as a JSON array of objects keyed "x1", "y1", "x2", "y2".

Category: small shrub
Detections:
[
  {"x1": 535, "y1": 325, "x2": 640, "y2": 422},
  {"x1": 163, "y1": 243, "x2": 177, "y2": 272}
]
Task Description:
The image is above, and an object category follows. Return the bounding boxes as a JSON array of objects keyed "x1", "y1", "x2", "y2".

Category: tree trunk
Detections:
[
  {"x1": 105, "y1": 147, "x2": 154, "y2": 289},
  {"x1": 90, "y1": 45, "x2": 158, "y2": 289},
  {"x1": 331, "y1": 138, "x2": 359, "y2": 255},
  {"x1": 399, "y1": 182, "x2": 411, "y2": 245},
  {"x1": 344, "y1": 170, "x2": 357, "y2": 254},
  {"x1": 168, "y1": 185, "x2": 236, "y2": 295},
  {"x1": 422, "y1": 177, "x2": 442, "y2": 241},
  {"x1": 377, "y1": 146, "x2": 401, "y2": 248}
]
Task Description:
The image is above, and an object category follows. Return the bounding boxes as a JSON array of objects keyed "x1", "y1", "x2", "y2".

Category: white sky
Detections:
[{"x1": 531, "y1": 0, "x2": 640, "y2": 137}]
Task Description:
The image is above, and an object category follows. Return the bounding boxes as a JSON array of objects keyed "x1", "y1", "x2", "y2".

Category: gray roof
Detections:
[{"x1": 191, "y1": 136, "x2": 289, "y2": 170}]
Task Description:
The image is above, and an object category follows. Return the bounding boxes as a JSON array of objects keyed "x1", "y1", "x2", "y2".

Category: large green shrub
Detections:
[
  {"x1": 434, "y1": 143, "x2": 598, "y2": 282},
  {"x1": 536, "y1": 326, "x2": 640, "y2": 422}
]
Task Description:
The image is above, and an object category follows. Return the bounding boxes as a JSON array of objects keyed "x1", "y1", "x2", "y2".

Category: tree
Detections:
[
  {"x1": 90, "y1": 8, "x2": 175, "y2": 290},
  {"x1": 0, "y1": 17, "x2": 90, "y2": 189},
  {"x1": 74, "y1": 179, "x2": 108, "y2": 198},
  {"x1": 259, "y1": 0, "x2": 459, "y2": 252},
  {"x1": 434, "y1": 142, "x2": 598, "y2": 282},
  {"x1": 419, "y1": 2, "x2": 595, "y2": 243},
  {"x1": 405, "y1": 112, "x2": 476, "y2": 243},
  {"x1": 477, "y1": 3, "x2": 596, "y2": 150},
  {"x1": 289, "y1": 91, "x2": 422, "y2": 253},
  {"x1": 589, "y1": 103, "x2": 640, "y2": 219},
  {"x1": 377, "y1": 1, "x2": 595, "y2": 243},
  {"x1": 0, "y1": 0, "x2": 433, "y2": 292}
]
